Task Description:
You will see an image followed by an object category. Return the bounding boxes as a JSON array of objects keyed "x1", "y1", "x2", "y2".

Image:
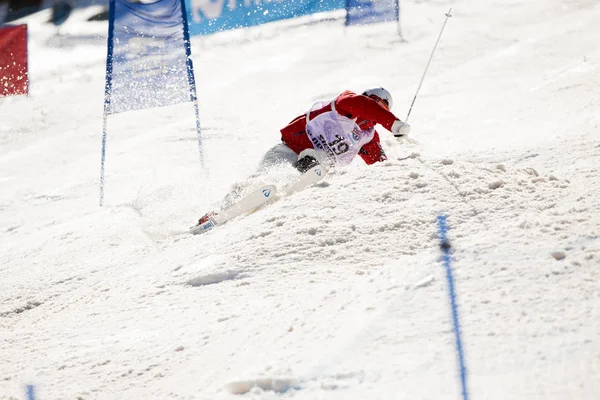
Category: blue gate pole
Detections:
[
  {"x1": 437, "y1": 214, "x2": 469, "y2": 400},
  {"x1": 99, "y1": 0, "x2": 116, "y2": 206},
  {"x1": 180, "y1": 0, "x2": 204, "y2": 169},
  {"x1": 26, "y1": 384, "x2": 35, "y2": 400}
]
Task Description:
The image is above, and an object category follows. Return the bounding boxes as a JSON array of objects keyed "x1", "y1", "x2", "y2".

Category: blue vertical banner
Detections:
[
  {"x1": 345, "y1": 0, "x2": 398, "y2": 26},
  {"x1": 100, "y1": 0, "x2": 203, "y2": 205},
  {"x1": 105, "y1": 0, "x2": 195, "y2": 114}
]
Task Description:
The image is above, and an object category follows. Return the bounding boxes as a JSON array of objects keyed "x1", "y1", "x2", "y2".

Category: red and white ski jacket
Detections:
[{"x1": 280, "y1": 90, "x2": 400, "y2": 165}]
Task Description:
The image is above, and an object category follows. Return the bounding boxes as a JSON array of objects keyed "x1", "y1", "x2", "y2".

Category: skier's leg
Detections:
[
  {"x1": 196, "y1": 143, "x2": 300, "y2": 222},
  {"x1": 217, "y1": 143, "x2": 297, "y2": 210},
  {"x1": 253, "y1": 142, "x2": 298, "y2": 175}
]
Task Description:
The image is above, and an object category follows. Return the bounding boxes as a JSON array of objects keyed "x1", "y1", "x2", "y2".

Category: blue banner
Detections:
[
  {"x1": 186, "y1": 0, "x2": 345, "y2": 36},
  {"x1": 106, "y1": 0, "x2": 192, "y2": 114},
  {"x1": 100, "y1": 0, "x2": 204, "y2": 206},
  {"x1": 345, "y1": 0, "x2": 398, "y2": 26}
]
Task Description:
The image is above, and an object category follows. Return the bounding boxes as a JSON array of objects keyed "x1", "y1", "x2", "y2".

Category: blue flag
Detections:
[
  {"x1": 105, "y1": 0, "x2": 194, "y2": 114},
  {"x1": 345, "y1": 0, "x2": 398, "y2": 26},
  {"x1": 100, "y1": 0, "x2": 203, "y2": 206}
]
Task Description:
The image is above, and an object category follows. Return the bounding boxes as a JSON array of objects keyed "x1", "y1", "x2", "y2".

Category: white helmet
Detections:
[{"x1": 362, "y1": 87, "x2": 393, "y2": 109}]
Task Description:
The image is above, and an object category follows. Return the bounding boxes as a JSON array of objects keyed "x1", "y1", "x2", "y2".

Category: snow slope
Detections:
[{"x1": 1, "y1": 0, "x2": 599, "y2": 399}]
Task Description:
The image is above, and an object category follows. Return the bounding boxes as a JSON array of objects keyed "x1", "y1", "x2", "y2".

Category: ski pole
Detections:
[{"x1": 405, "y1": 8, "x2": 452, "y2": 123}]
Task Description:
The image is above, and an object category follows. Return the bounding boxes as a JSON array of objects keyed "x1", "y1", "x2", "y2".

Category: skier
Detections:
[
  {"x1": 278, "y1": 87, "x2": 410, "y2": 173},
  {"x1": 196, "y1": 87, "x2": 410, "y2": 225}
]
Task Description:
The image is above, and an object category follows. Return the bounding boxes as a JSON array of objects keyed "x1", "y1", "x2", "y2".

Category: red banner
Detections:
[{"x1": 0, "y1": 24, "x2": 29, "y2": 97}]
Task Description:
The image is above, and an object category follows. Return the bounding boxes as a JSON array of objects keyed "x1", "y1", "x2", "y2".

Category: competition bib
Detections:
[{"x1": 305, "y1": 101, "x2": 375, "y2": 166}]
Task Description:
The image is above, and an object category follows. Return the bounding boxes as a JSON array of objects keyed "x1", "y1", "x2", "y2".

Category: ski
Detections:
[
  {"x1": 189, "y1": 185, "x2": 276, "y2": 235},
  {"x1": 190, "y1": 165, "x2": 327, "y2": 235},
  {"x1": 282, "y1": 164, "x2": 327, "y2": 195}
]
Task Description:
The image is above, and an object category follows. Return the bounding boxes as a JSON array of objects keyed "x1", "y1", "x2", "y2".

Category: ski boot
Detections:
[{"x1": 198, "y1": 211, "x2": 218, "y2": 225}]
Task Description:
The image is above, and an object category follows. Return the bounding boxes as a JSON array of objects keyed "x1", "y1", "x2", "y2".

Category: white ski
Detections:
[
  {"x1": 189, "y1": 165, "x2": 327, "y2": 235},
  {"x1": 189, "y1": 185, "x2": 276, "y2": 235},
  {"x1": 283, "y1": 164, "x2": 327, "y2": 195}
]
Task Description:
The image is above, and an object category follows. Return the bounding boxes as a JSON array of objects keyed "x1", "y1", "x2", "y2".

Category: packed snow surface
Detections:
[{"x1": 1, "y1": 0, "x2": 599, "y2": 399}]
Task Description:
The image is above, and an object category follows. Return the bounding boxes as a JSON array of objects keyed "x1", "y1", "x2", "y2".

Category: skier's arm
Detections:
[
  {"x1": 358, "y1": 131, "x2": 387, "y2": 165},
  {"x1": 335, "y1": 93, "x2": 399, "y2": 131}
]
